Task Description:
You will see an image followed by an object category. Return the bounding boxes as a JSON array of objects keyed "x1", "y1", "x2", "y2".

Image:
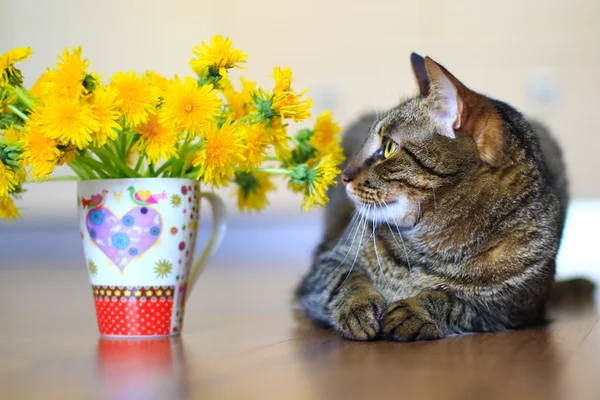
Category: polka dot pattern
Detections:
[{"x1": 95, "y1": 298, "x2": 173, "y2": 336}]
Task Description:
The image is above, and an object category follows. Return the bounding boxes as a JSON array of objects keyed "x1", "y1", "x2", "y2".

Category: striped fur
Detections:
[{"x1": 296, "y1": 57, "x2": 568, "y2": 341}]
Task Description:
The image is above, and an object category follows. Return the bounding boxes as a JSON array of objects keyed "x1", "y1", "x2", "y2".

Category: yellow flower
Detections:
[
  {"x1": 289, "y1": 155, "x2": 340, "y2": 211},
  {"x1": 29, "y1": 68, "x2": 56, "y2": 99},
  {"x1": 160, "y1": 76, "x2": 221, "y2": 136},
  {"x1": 239, "y1": 123, "x2": 269, "y2": 170},
  {"x1": 222, "y1": 76, "x2": 256, "y2": 119},
  {"x1": 137, "y1": 115, "x2": 179, "y2": 165},
  {"x1": 52, "y1": 47, "x2": 90, "y2": 98},
  {"x1": 0, "y1": 87, "x2": 17, "y2": 113},
  {"x1": 0, "y1": 47, "x2": 32, "y2": 86},
  {"x1": 270, "y1": 66, "x2": 312, "y2": 122},
  {"x1": 0, "y1": 162, "x2": 19, "y2": 197},
  {"x1": 310, "y1": 110, "x2": 345, "y2": 165},
  {"x1": 34, "y1": 96, "x2": 97, "y2": 149},
  {"x1": 21, "y1": 124, "x2": 61, "y2": 180},
  {"x1": 89, "y1": 85, "x2": 122, "y2": 147},
  {"x1": 234, "y1": 171, "x2": 275, "y2": 213},
  {"x1": 271, "y1": 67, "x2": 293, "y2": 95},
  {"x1": 0, "y1": 195, "x2": 20, "y2": 223},
  {"x1": 1, "y1": 125, "x2": 22, "y2": 143},
  {"x1": 110, "y1": 72, "x2": 159, "y2": 127},
  {"x1": 192, "y1": 119, "x2": 245, "y2": 187},
  {"x1": 145, "y1": 71, "x2": 171, "y2": 94},
  {"x1": 272, "y1": 92, "x2": 312, "y2": 122},
  {"x1": 269, "y1": 119, "x2": 291, "y2": 159},
  {"x1": 190, "y1": 35, "x2": 248, "y2": 76}
]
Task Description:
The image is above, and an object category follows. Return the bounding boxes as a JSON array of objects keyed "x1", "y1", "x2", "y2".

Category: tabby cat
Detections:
[{"x1": 296, "y1": 54, "x2": 570, "y2": 341}]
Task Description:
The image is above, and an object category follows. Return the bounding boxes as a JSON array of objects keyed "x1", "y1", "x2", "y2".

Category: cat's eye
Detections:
[{"x1": 382, "y1": 137, "x2": 399, "y2": 159}]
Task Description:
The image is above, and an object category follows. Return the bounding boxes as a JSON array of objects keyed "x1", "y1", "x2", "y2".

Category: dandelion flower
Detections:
[
  {"x1": 21, "y1": 125, "x2": 62, "y2": 180},
  {"x1": 145, "y1": 71, "x2": 171, "y2": 94},
  {"x1": 239, "y1": 122, "x2": 270, "y2": 170},
  {"x1": 192, "y1": 119, "x2": 245, "y2": 187},
  {"x1": 271, "y1": 67, "x2": 294, "y2": 95},
  {"x1": 0, "y1": 195, "x2": 20, "y2": 223},
  {"x1": 160, "y1": 76, "x2": 221, "y2": 136},
  {"x1": 234, "y1": 171, "x2": 275, "y2": 213},
  {"x1": 269, "y1": 119, "x2": 291, "y2": 159},
  {"x1": 89, "y1": 85, "x2": 121, "y2": 147},
  {"x1": 222, "y1": 76, "x2": 256, "y2": 119},
  {"x1": 251, "y1": 89, "x2": 312, "y2": 125},
  {"x1": 289, "y1": 155, "x2": 340, "y2": 211},
  {"x1": 34, "y1": 96, "x2": 97, "y2": 149},
  {"x1": 52, "y1": 47, "x2": 91, "y2": 98},
  {"x1": 310, "y1": 110, "x2": 345, "y2": 165},
  {"x1": 0, "y1": 47, "x2": 32, "y2": 86},
  {"x1": 272, "y1": 92, "x2": 312, "y2": 122},
  {"x1": 110, "y1": 72, "x2": 159, "y2": 127},
  {"x1": 269, "y1": 66, "x2": 312, "y2": 122},
  {"x1": 190, "y1": 35, "x2": 248, "y2": 76},
  {"x1": 0, "y1": 162, "x2": 19, "y2": 197},
  {"x1": 1, "y1": 125, "x2": 22, "y2": 143},
  {"x1": 30, "y1": 68, "x2": 56, "y2": 100},
  {"x1": 137, "y1": 115, "x2": 179, "y2": 165}
]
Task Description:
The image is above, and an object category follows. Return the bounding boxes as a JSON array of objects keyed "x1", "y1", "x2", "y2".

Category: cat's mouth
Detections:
[
  {"x1": 347, "y1": 186, "x2": 418, "y2": 227},
  {"x1": 346, "y1": 183, "x2": 397, "y2": 208}
]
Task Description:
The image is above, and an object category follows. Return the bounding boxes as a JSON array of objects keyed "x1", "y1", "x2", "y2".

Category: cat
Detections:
[{"x1": 296, "y1": 53, "x2": 576, "y2": 342}]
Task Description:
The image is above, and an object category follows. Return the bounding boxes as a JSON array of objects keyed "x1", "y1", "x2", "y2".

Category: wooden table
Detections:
[{"x1": 1, "y1": 263, "x2": 599, "y2": 400}]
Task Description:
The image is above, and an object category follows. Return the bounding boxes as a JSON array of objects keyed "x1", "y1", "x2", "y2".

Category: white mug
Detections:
[{"x1": 77, "y1": 178, "x2": 226, "y2": 338}]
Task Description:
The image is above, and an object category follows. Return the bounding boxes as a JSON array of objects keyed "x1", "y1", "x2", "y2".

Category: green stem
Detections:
[
  {"x1": 179, "y1": 141, "x2": 203, "y2": 178},
  {"x1": 172, "y1": 139, "x2": 190, "y2": 177},
  {"x1": 147, "y1": 163, "x2": 156, "y2": 178},
  {"x1": 10, "y1": 87, "x2": 36, "y2": 109},
  {"x1": 133, "y1": 153, "x2": 145, "y2": 174},
  {"x1": 94, "y1": 147, "x2": 137, "y2": 178},
  {"x1": 253, "y1": 167, "x2": 291, "y2": 175},
  {"x1": 184, "y1": 170, "x2": 200, "y2": 179},
  {"x1": 26, "y1": 175, "x2": 80, "y2": 184},
  {"x1": 77, "y1": 156, "x2": 112, "y2": 179},
  {"x1": 69, "y1": 160, "x2": 93, "y2": 180},
  {"x1": 155, "y1": 159, "x2": 173, "y2": 177},
  {"x1": 7, "y1": 105, "x2": 29, "y2": 122}
]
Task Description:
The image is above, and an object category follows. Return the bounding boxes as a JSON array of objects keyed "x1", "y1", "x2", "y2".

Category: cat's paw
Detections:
[
  {"x1": 381, "y1": 300, "x2": 443, "y2": 342},
  {"x1": 335, "y1": 294, "x2": 385, "y2": 341}
]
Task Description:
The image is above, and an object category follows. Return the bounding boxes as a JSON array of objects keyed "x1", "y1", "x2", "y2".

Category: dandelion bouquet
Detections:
[{"x1": 0, "y1": 36, "x2": 345, "y2": 223}]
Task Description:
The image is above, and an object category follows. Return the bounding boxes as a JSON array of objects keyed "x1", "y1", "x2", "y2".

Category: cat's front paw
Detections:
[
  {"x1": 382, "y1": 300, "x2": 443, "y2": 342},
  {"x1": 335, "y1": 294, "x2": 386, "y2": 341}
]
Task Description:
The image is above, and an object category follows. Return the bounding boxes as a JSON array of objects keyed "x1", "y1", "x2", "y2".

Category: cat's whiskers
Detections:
[
  {"x1": 340, "y1": 204, "x2": 371, "y2": 289},
  {"x1": 382, "y1": 200, "x2": 411, "y2": 271},
  {"x1": 331, "y1": 208, "x2": 366, "y2": 274},
  {"x1": 373, "y1": 202, "x2": 388, "y2": 284},
  {"x1": 326, "y1": 210, "x2": 358, "y2": 262}
]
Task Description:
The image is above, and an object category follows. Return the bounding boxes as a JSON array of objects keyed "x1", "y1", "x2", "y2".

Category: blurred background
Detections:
[{"x1": 1, "y1": 0, "x2": 599, "y2": 279}]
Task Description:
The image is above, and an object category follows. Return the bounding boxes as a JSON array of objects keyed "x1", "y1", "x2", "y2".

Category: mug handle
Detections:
[{"x1": 188, "y1": 192, "x2": 227, "y2": 292}]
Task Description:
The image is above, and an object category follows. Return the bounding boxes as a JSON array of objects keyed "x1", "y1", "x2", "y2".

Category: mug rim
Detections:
[{"x1": 76, "y1": 177, "x2": 199, "y2": 185}]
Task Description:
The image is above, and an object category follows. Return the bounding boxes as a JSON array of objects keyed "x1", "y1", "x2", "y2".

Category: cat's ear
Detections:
[
  {"x1": 410, "y1": 53, "x2": 430, "y2": 96},
  {"x1": 424, "y1": 57, "x2": 506, "y2": 166}
]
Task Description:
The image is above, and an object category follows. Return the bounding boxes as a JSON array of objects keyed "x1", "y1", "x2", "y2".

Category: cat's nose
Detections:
[{"x1": 341, "y1": 172, "x2": 351, "y2": 186}]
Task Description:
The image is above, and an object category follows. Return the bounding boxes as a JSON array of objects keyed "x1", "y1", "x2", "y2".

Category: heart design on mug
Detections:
[{"x1": 86, "y1": 206, "x2": 163, "y2": 272}]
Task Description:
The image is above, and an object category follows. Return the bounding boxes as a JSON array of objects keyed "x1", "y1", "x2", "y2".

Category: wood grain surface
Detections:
[{"x1": 0, "y1": 263, "x2": 598, "y2": 400}]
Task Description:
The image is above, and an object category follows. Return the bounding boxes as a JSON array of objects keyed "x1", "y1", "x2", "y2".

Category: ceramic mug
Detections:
[{"x1": 77, "y1": 178, "x2": 226, "y2": 338}]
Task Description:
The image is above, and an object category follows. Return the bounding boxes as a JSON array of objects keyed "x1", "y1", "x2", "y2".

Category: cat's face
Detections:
[
  {"x1": 344, "y1": 99, "x2": 477, "y2": 227},
  {"x1": 343, "y1": 54, "x2": 506, "y2": 228}
]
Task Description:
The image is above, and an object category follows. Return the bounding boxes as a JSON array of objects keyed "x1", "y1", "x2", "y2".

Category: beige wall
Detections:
[{"x1": 1, "y1": 0, "x2": 599, "y2": 222}]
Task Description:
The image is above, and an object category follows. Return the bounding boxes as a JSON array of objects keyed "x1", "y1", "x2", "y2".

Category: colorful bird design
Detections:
[
  {"x1": 127, "y1": 186, "x2": 167, "y2": 206},
  {"x1": 81, "y1": 189, "x2": 109, "y2": 210}
]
